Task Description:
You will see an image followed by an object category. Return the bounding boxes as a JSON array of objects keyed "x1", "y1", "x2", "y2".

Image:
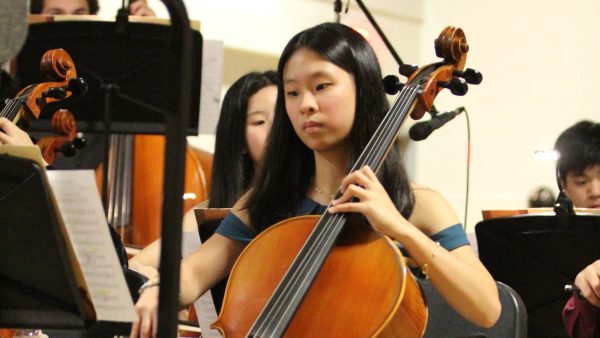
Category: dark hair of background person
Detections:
[
  {"x1": 247, "y1": 22, "x2": 414, "y2": 233},
  {"x1": 29, "y1": 0, "x2": 100, "y2": 14},
  {"x1": 554, "y1": 120, "x2": 600, "y2": 185},
  {"x1": 207, "y1": 70, "x2": 277, "y2": 208}
]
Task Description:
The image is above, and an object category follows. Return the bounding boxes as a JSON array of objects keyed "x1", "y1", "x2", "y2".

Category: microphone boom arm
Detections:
[{"x1": 354, "y1": 0, "x2": 440, "y2": 115}]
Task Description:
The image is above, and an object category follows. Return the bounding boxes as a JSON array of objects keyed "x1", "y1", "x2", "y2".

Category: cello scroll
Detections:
[{"x1": 385, "y1": 26, "x2": 483, "y2": 120}]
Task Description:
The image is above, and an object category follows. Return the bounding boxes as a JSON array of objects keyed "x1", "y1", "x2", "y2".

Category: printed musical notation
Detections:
[{"x1": 46, "y1": 170, "x2": 136, "y2": 323}]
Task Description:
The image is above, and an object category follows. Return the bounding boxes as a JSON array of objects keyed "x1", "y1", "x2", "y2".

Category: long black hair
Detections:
[
  {"x1": 29, "y1": 0, "x2": 100, "y2": 14},
  {"x1": 555, "y1": 120, "x2": 600, "y2": 184},
  {"x1": 208, "y1": 71, "x2": 277, "y2": 208},
  {"x1": 247, "y1": 22, "x2": 414, "y2": 233}
]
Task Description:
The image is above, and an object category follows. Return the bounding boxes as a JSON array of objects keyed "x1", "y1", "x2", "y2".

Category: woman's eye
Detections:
[
  {"x1": 316, "y1": 83, "x2": 331, "y2": 90},
  {"x1": 251, "y1": 120, "x2": 265, "y2": 126},
  {"x1": 286, "y1": 90, "x2": 298, "y2": 97}
]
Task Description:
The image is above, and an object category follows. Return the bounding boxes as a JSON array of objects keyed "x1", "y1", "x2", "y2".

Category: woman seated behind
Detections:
[{"x1": 128, "y1": 70, "x2": 276, "y2": 310}]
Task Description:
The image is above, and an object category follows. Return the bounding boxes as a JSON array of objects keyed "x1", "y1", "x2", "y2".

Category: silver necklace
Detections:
[{"x1": 313, "y1": 185, "x2": 335, "y2": 199}]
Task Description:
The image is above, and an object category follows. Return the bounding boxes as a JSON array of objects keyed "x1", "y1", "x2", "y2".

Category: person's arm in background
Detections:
[
  {"x1": 563, "y1": 260, "x2": 600, "y2": 338},
  {"x1": 129, "y1": 0, "x2": 155, "y2": 17},
  {"x1": 129, "y1": 200, "x2": 208, "y2": 275}
]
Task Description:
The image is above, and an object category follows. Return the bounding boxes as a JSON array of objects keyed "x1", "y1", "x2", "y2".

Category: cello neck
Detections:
[
  {"x1": 350, "y1": 83, "x2": 420, "y2": 174},
  {"x1": 0, "y1": 95, "x2": 27, "y2": 124}
]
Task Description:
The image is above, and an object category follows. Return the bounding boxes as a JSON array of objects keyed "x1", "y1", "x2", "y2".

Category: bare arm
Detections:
[
  {"x1": 329, "y1": 166, "x2": 501, "y2": 328},
  {"x1": 129, "y1": 200, "x2": 208, "y2": 272},
  {"x1": 131, "y1": 198, "x2": 248, "y2": 338}
]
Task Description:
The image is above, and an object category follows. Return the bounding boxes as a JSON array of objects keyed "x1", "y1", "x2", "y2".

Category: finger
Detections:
[
  {"x1": 577, "y1": 278, "x2": 599, "y2": 307},
  {"x1": 590, "y1": 273, "x2": 600, "y2": 300},
  {"x1": 351, "y1": 170, "x2": 371, "y2": 188},
  {"x1": 0, "y1": 117, "x2": 13, "y2": 133},
  {"x1": 152, "y1": 308, "x2": 158, "y2": 338},
  {"x1": 332, "y1": 179, "x2": 369, "y2": 204},
  {"x1": 130, "y1": 319, "x2": 140, "y2": 337},
  {"x1": 138, "y1": 311, "x2": 153, "y2": 338},
  {"x1": 361, "y1": 165, "x2": 377, "y2": 180},
  {"x1": 339, "y1": 170, "x2": 371, "y2": 193},
  {"x1": 329, "y1": 199, "x2": 366, "y2": 214}
]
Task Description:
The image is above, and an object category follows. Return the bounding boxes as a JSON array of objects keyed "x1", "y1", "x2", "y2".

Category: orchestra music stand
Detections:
[
  {"x1": 475, "y1": 214, "x2": 600, "y2": 337},
  {"x1": 14, "y1": 18, "x2": 202, "y2": 135},
  {"x1": 0, "y1": 154, "x2": 131, "y2": 336}
]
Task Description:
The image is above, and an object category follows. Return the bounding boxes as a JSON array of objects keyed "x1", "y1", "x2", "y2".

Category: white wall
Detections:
[
  {"x1": 416, "y1": 0, "x2": 600, "y2": 230},
  {"x1": 99, "y1": 0, "x2": 599, "y2": 230}
]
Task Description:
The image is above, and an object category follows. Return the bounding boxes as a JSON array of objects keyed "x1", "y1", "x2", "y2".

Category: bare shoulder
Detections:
[
  {"x1": 231, "y1": 191, "x2": 252, "y2": 229},
  {"x1": 181, "y1": 199, "x2": 210, "y2": 231},
  {"x1": 408, "y1": 182, "x2": 459, "y2": 235}
]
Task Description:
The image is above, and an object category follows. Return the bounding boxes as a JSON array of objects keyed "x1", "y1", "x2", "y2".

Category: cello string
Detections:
[
  {"x1": 1, "y1": 99, "x2": 19, "y2": 120},
  {"x1": 250, "y1": 85, "x2": 419, "y2": 337},
  {"x1": 355, "y1": 84, "x2": 419, "y2": 172}
]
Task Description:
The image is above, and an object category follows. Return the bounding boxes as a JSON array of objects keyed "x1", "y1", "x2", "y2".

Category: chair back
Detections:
[{"x1": 420, "y1": 280, "x2": 527, "y2": 338}]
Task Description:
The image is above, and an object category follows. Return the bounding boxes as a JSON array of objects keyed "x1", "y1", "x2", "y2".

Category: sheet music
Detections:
[
  {"x1": 198, "y1": 39, "x2": 224, "y2": 135},
  {"x1": 182, "y1": 231, "x2": 220, "y2": 338},
  {"x1": 46, "y1": 170, "x2": 137, "y2": 323}
]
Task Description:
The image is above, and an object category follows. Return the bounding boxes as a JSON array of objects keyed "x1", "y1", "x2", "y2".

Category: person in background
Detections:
[
  {"x1": 131, "y1": 22, "x2": 500, "y2": 338},
  {"x1": 556, "y1": 120, "x2": 600, "y2": 337},
  {"x1": 128, "y1": 70, "x2": 277, "y2": 312},
  {"x1": 29, "y1": 0, "x2": 155, "y2": 16}
]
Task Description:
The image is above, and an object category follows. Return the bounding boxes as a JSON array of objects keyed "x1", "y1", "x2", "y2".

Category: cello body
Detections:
[
  {"x1": 213, "y1": 215, "x2": 427, "y2": 338},
  {"x1": 95, "y1": 134, "x2": 211, "y2": 246}
]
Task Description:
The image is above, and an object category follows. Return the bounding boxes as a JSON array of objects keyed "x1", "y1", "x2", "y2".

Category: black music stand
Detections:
[
  {"x1": 14, "y1": 18, "x2": 202, "y2": 135},
  {"x1": 475, "y1": 214, "x2": 600, "y2": 337},
  {"x1": 0, "y1": 154, "x2": 131, "y2": 336}
]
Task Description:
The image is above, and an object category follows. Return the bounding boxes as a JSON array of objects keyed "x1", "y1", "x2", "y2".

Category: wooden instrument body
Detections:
[
  {"x1": 95, "y1": 134, "x2": 211, "y2": 246},
  {"x1": 213, "y1": 215, "x2": 427, "y2": 338}
]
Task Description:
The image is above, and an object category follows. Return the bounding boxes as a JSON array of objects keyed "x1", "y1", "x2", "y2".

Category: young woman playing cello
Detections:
[{"x1": 131, "y1": 23, "x2": 500, "y2": 338}]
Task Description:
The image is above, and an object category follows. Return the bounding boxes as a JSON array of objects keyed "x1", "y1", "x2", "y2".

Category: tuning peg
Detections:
[
  {"x1": 399, "y1": 64, "x2": 419, "y2": 78},
  {"x1": 41, "y1": 87, "x2": 67, "y2": 100},
  {"x1": 72, "y1": 136, "x2": 87, "y2": 149},
  {"x1": 60, "y1": 142, "x2": 77, "y2": 157},
  {"x1": 438, "y1": 77, "x2": 468, "y2": 96},
  {"x1": 453, "y1": 68, "x2": 482, "y2": 85},
  {"x1": 67, "y1": 77, "x2": 88, "y2": 95},
  {"x1": 382, "y1": 75, "x2": 404, "y2": 95}
]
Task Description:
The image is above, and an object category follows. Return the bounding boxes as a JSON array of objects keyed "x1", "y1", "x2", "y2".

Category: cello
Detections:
[
  {"x1": 1, "y1": 49, "x2": 85, "y2": 141},
  {"x1": 95, "y1": 134, "x2": 211, "y2": 247},
  {"x1": 214, "y1": 26, "x2": 482, "y2": 337}
]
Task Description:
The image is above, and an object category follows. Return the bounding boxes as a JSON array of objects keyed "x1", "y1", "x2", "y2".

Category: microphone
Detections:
[{"x1": 409, "y1": 107, "x2": 465, "y2": 141}]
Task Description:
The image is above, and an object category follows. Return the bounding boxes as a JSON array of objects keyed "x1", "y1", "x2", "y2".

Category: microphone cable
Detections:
[{"x1": 463, "y1": 107, "x2": 471, "y2": 230}]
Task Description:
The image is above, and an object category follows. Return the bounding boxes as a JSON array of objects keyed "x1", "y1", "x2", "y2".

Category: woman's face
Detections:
[
  {"x1": 563, "y1": 164, "x2": 600, "y2": 209},
  {"x1": 282, "y1": 48, "x2": 356, "y2": 154},
  {"x1": 41, "y1": 0, "x2": 90, "y2": 14},
  {"x1": 245, "y1": 85, "x2": 276, "y2": 165}
]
